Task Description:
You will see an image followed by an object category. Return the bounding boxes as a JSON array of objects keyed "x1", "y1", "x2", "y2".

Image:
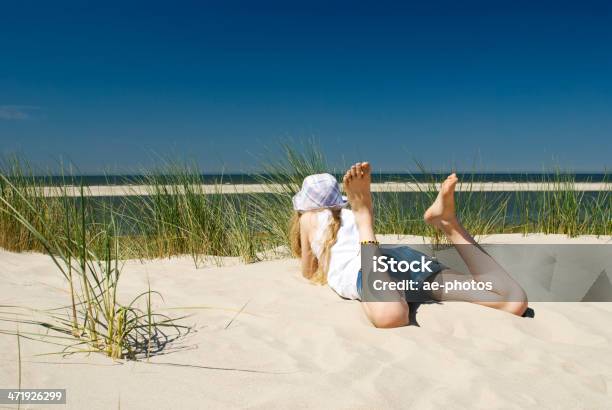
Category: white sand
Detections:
[
  {"x1": 38, "y1": 181, "x2": 610, "y2": 196},
  {"x1": 1, "y1": 235, "x2": 612, "y2": 409}
]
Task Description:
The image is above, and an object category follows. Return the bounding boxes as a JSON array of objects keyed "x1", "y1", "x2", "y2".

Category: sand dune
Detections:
[{"x1": 1, "y1": 235, "x2": 612, "y2": 409}]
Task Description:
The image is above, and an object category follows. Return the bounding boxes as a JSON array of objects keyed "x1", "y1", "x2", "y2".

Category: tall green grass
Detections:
[
  {"x1": 0, "y1": 172, "x2": 187, "y2": 359},
  {"x1": 120, "y1": 160, "x2": 261, "y2": 265},
  {"x1": 0, "y1": 146, "x2": 610, "y2": 264},
  {"x1": 512, "y1": 173, "x2": 611, "y2": 236},
  {"x1": 0, "y1": 157, "x2": 64, "y2": 253}
]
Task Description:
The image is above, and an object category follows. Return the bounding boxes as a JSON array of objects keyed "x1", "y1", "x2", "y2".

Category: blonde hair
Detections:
[{"x1": 290, "y1": 209, "x2": 342, "y2": 285}]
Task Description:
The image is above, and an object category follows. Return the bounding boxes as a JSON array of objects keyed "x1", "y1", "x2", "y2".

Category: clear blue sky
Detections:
[{"x1": 1, "y1": 0, "x2": 611, "y2": 173}]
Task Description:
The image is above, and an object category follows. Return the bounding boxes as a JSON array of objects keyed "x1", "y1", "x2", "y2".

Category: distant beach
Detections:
[{"x1": 38, "y1": 181, "x2": 611, "y2": 196}]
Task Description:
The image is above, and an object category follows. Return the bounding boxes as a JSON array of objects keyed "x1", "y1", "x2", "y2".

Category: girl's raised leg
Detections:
[
  {"x1": 424, "y1": 174, "x2": 528, "y2": 315},
  {"x1": 343, "y1": 162, "x2": 409, "y2": 328}
]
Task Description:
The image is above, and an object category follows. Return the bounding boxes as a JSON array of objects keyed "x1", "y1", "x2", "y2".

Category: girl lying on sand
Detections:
[{"x1": 290, "y1": 162, "x2": 529, "y2": 328}]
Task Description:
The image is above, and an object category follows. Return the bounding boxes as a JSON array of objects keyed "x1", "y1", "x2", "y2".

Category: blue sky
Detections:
[{"x1": 1, "y1": 0, "x2": 611, "y2": 173}]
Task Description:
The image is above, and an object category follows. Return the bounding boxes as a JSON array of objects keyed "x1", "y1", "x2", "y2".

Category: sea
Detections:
[{"x1": 26, "y1": 173, "x2": 610, "y2": 186}]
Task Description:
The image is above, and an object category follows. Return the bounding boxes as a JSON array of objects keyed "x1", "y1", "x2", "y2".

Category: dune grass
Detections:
[
  {"x1": 0, "y1": 146, "x2": 610, "y2": 263},
  {"x1": 0, "y1": 172, "x2": 188, "y2": 359},
  {"x1": 117, "y1": 160, "x2": 262, "y2": 265},
  {"x1": 0, "y1": 157, "x2": 64, "y2": 253},
  {"x1": 374, "y1": 169, "x2": 610, "y2": 243}
]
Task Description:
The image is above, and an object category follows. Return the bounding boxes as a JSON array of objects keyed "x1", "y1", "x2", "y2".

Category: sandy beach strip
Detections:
[
  {"x1": 1, "y1": 233, "x2": 612, "y2": 409},
  {"x1": 37, "y1": 181, "x2": 611, "y2": 196}
]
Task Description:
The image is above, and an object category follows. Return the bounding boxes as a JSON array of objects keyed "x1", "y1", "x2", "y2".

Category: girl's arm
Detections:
[{"x1": 300, "y1": 214, "x2": 318, "y2": 279}]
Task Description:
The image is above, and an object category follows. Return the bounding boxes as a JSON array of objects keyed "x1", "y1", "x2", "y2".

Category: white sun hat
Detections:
[{"x1": 292, "y1": 173, "x2": 348, "y2": 211}]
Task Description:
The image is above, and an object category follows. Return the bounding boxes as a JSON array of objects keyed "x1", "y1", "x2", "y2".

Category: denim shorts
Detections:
[{"x1": 356, "y1": 245, "x2": 445, "y2": 300}]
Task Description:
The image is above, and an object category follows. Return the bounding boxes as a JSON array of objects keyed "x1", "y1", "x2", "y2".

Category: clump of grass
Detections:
[
  {"x1": 0, "y1": 157, "x2": 62, "y2": 252},
  {"x1": 0, "y1": 157, "x2": 120, "y2": 257},
  {"x1": 0, "y1": 175, "x2": 188, "y2": 359},
  {"x1": 120, "y1": 160, "x2": 262, "y2": 265},
  {"x1": 372, "y1": 160, "x2": 611, "y2": 240},
  {"x1": 374, "y1": 164, "x2": 512, "y2": 245},
  {"x1": 512, "y1": 172, "x2": 611, "y2": 236}
]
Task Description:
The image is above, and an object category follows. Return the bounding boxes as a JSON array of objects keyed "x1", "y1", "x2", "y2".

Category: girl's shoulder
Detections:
[
  {"x1": 302, "y1": 208, "x2": 332, "y2": 221},
  {"x1": 340, "y1": 208, "x2": 354, "y2": 218},
  {"x1": 300, "y1": 210, "x2": 324, "y2": 241},
  {"x1": 302, "y1": 208, "x2": 354, "y2": 231},
  {"x1": 299, "y1": 210, "x2": 319, "y2": 228}
]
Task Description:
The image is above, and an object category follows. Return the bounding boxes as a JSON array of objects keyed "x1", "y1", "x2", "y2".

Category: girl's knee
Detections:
[
  {"x1": 501, "y1": 286, "x2": 528, "y2": 316},
  {"x1": 502, "y1": 300, "x2": 528, "y2": 316},
  {"x1": 369, "y1": 303, "x2": 409, "y2": 328}
]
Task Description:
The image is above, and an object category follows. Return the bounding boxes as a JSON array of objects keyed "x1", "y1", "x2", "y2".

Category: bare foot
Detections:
[
  {"x1": 424, "y1": 173, "x2": 459, "y2": 229},
  {"x1": 343, "y1": 162, "x2": 373, "y2": 216},
  {"x1": 343, "y1": 162, "x2": 376, "y2": 242}
]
